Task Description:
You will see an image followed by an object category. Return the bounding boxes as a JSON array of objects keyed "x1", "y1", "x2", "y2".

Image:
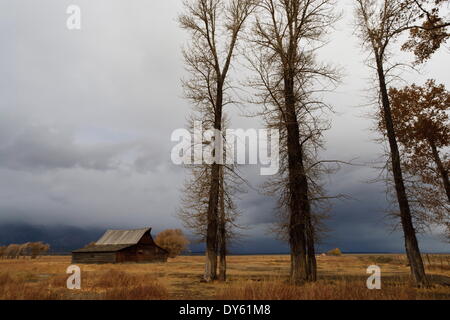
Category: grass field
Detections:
[{"x1": 0, "y1": 254, "x2": 449, "y2": 300}]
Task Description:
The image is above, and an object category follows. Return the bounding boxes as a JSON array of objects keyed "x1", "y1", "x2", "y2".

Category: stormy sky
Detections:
[{"x1": 1, "y1": 0, "x2": 449, "y2": 253}]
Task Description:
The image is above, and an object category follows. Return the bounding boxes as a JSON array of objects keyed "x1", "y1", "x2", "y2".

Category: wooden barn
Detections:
[{"x1": 72, "y1": 228, "x2": 169, "y2": 264}]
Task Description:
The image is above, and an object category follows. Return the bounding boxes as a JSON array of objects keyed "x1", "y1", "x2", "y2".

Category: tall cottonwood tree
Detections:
[
  {"x1": 247, "y1": 0, "x2": 339, "y2": 284},
  {"x1": 265, "y1": 138, "x2": 338, "y2": 251},
  {"x1": 179, "y1": 117, "x2": 245, "y2": 281},
  {"x1": 355, "y1": 0, "x2": 429, "y2": 287},
  {"x1": 180, "y1": 0, "x2": 255, "y2": 281}
]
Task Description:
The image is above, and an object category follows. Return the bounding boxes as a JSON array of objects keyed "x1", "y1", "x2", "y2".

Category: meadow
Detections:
[{"x1": 0, "y1": 254, "x2": 449, "y2": 300}]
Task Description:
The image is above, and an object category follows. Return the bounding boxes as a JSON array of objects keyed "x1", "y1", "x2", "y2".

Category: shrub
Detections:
[
  {"x1": 28, "y1": 242, "x2": 50, "y2": 259},
  {"x1": 327, "y1": 248, "x2": 342, "y2": 256},
  {"x1": 155, "y1": 229, "x2": 190, "y2": 258}
]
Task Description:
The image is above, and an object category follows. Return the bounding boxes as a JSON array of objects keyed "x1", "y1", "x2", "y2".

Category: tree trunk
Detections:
[
  {"x1": 218, "y1": 236, "x2": 227, "y2": 282},
  {"x1": 204, "y1": 81, "x2": 224, "y2": 282},
  {"x1": 429, "y1": 141, "x2": 450, "y2": 203},
  {"x1": 204, "y1": 163, "x2": 219, "y2": 282},
  {"x1": 306, "y1": 216, "x2": 317, "y2": 282},
  {"x1": 284, "y1": 72, "x2": 316, "y2": 284},
  {"x1": 218, "y1": 165, "x2": 227, "y2": 282},
  {"x1": 376, "y1": 58, "x2": 428, "y2": 287}
]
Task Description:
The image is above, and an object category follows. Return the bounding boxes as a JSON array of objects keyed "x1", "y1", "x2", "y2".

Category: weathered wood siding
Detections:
[
  {"x1": 136, "y1": 243, "x2": 168, "y2": 263},
  {"x1": 72, "y1": 252, "x2": 117, "y2": 264},
  {"x1": 116, "y1": 244, "x2": 168, "y2": 263}
]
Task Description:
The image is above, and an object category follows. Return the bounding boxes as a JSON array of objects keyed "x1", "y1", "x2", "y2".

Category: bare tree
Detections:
[
  {"x1": 354, "y1": 0, "x2": 428, "y2": 287},
  {"x1": 246, "y1": 0, "x2": 339, "y2": 284},
  {"x1": 217, "y1": 163, "x2": 245, "y2": 281},
  {"x1": 180, "y1": 0, "x2": 255, "y2": 282},
  {"x1": 1, "y1": 242, "x2": 50, "y2": 259},
  {"x1": 179, "y1": 133, "x2": 245, "y2": 281},
  {"x1": 4, "y1": 244, "x2": 20, "y2": 259}
]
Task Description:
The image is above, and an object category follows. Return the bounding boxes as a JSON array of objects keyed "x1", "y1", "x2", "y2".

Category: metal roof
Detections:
[
  {"x1": 95, "y1": 228, "x2": 151, "y2": 245},
  {"x1": 72, "y1": 244, "x2": 133, "y2": 253}
]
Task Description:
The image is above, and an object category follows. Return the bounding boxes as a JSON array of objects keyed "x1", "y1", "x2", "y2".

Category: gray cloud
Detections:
[
  {"x1": 0, "y1": 120, "x2": 121, "y2": 171},
  {"x1": 0, "y1": 0, "x2": 448, "y2": 253}
]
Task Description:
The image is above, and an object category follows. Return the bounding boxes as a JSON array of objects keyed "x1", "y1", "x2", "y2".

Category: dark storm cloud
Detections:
[
  {"x1": 238, "y1": 192, "x2": 277, "y2": 225},
  {"x1": 234, "y1": 165, "x2": 449, "y2": 253},
  {"x1": 0, "y1": 119, "x2": 124, "y2": 171},
  {"x1": 0, "y1": 114, "x2": 174, "y2": 174}
]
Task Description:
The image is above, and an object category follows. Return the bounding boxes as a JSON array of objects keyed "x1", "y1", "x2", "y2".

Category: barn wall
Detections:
[
  {"x1": 139, "y1": 233, "x2": 156, "y2": 245},
  {"x1": 71, "y1": 230, "x2": 169, "y2": 264},
  {"x1": 72, "y1": 252, "x2": 117, "y2": 264},
  {"x1": 116, "y1": 242, "x2": 168, "y2": 263},
  {"x1": 135, "y1": 243, "x2": 168, "y2": 263},
  {"x1": 117, "y1": 246, "x2": 138, "y2": 263}
]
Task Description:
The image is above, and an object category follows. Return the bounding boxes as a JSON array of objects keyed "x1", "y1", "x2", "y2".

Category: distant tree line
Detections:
[{"x1": 0, "y1": 242, "x2": 50, "y2": 260}]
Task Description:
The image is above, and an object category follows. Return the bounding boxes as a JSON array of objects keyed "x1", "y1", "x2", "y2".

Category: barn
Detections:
[{"x1": 72, "y1": 228, "x2": 169, "y2": 264}]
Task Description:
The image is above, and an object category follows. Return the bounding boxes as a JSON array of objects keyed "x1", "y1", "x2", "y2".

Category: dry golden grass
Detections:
[
  {"x1": 216, "y1": 280, "x2": 418, "y2": 300},
  {"x1": 0, "y1": 254, "x2": 449, "y2": 300}
]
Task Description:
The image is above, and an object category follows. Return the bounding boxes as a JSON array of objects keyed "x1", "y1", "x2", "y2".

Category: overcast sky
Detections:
[{"x1": 1, "y1": 0, "x2": 449, "y2": 253}]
